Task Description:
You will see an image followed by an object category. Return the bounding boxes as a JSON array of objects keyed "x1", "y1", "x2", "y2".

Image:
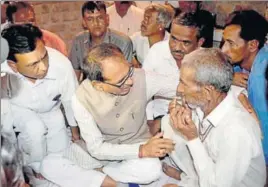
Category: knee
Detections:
[
  {"x1": 139, "y1": 158, "x2": 162, "y2": 184},
  {"x1": 22, "y1": 120, "x2": 46, "y2": 141}
]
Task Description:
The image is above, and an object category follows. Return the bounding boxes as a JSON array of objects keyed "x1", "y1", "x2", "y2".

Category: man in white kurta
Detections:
[{"x1": 40, "y1": 43, "x2": 176, "y2": 187}]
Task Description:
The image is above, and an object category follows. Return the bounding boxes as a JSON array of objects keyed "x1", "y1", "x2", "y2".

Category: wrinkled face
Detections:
[
  {"x1": 221, "y1": 25, "x2": 249, "y2": 65},
  {"x1": 169, "y1": 23, "x2": 200, "y2": 64},
  {"x1": 100, "y1": 55, "x2": 134, "y2": 96},
  {"x1": 11, "y1": 39, "x2": 49, "y2": 80},
  {"x1": 177, "y1": 66, "x2": 206, "y2": 109},
  {"x1": 83, "y1": 9, "x2": 109, "y2": 38},
  {"x1": 178, "y1": 1, "x2": 197, "y2": 13},
  {"x1": 141, "y1": 9, "x2": 160, "y2": 36},
  {"x1": 114, "y1": 1, "x2": 132, "y2": 17},
  {"x1": 12, "y1": 8, "x2": 36, "y2": 25}
]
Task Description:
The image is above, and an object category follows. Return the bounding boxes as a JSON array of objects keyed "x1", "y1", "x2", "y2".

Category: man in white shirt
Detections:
[
  {"x1": 1, "y1": 37, "x2": 17, "y2": 144},
  {"x1": 161, "y1": 48, "x2": 266, "y2": 187},
  {"x1": 40, "y1": 43, "x2": 176, "y2": 187},
  {"x1": 1, "y1": 24, "x2": 79, "y2": 182},
  {"x1": 107, "y1": 1, "x2": 144, "y2": 36},
  {"x1": 142, "y1": 12, "x2": 207, "y2": 131},
  {"x1": 131, "y1": 4, "x2": 172, "y2": 67}
]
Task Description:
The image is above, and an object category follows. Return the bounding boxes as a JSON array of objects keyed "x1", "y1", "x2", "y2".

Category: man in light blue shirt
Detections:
[{"x1": 221, "y1": 10, "x2": 268, "y2": 169}]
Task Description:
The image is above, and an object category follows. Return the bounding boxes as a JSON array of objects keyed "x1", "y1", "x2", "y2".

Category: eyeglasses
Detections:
[{"x1": 103, "y1": 66, "x2": 134, "y2": 88}]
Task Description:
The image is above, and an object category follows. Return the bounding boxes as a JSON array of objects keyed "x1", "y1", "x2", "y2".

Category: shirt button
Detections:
[
  {"x1": 115, "y1": 102, "x2": 119, "y2": 106},
  {"x1": 120, "y1": 127, "x2": 124, "y2": 132},
  {"x1": 116, "y1": 113, "x2": 120, "y2": 118}
]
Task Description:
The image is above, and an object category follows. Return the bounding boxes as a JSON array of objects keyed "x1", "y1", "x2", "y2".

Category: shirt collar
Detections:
[
  {"x1": 202, "y1": 90, "x2": 236, "y2": 128},
  {"x1": 163, "y1": 39, "x2": 174, "y2": 60},
  {"x1": 83, "y1": 29, "x2": 109, "y2": 44}
]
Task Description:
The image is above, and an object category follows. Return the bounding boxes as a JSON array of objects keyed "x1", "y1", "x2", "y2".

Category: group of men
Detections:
[{"x1": 1, "y1": 1, "x2": 268, "y2": 187}]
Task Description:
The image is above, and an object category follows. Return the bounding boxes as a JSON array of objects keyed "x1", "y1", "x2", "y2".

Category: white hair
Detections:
[{"x1": 182, "y1": 48, "x2": 233, "y2": 93}]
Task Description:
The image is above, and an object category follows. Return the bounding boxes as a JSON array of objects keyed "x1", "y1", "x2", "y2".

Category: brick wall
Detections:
[
  {"x1": 32, "y1": 1, "x2": 86, "y2": 53},
  {"x1": 31, "y1": 1, "x2": 268, "y2": 53}
]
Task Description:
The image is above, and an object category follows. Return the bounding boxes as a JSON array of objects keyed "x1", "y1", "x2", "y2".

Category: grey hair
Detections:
[
  {"x1": 1, "y1": 134, "x2": 24, "y2": 187},
  {"x1": 81, "y1": 43, "x2": 124, "y2": 81},
  {"x1": 182, "y1": 48, "x2": 233, "y2": 93},
  {"x1": 145, "y1": 4, "x2": 172, "y2": 28}
]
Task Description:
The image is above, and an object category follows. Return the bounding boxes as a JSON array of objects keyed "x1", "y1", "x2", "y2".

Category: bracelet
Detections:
[{"x1": 138, "y1": 145, "x2": 143, "y2": 158}]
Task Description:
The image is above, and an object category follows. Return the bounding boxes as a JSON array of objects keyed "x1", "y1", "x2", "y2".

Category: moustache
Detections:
[
  {"x1": 171, "y1": 50, "x2": 185, "y2": 55},
  {"x1": 120, "y1": 1, "x2": 131, "y2": 5}
]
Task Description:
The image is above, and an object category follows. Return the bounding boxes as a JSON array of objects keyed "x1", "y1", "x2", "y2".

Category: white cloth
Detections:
[
  {"x1": 107, "y1": 5, "x2": 144, "y2": 36},
  {"x1": 40, "y1": 153, "x2": 106, "y2": 187},
  {"x1": 143, "y1": 40, "x2": 179, "y2": 119},
  {"x1": 1, "y1": 99, "x2": 16, "y2": 143},
  {"x1": 131, "y1": 31, "x2": 170, "y2": 64},
  {"x1": 154, "y1": 88, "x2": 266, "y2": 187},
  {"x1": 1, "y1": 47, "x2": 78, "y2": 172}
]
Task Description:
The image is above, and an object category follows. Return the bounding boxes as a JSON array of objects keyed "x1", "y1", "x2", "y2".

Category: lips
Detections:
[{"x1": 172, "y1": 52, "x2": 184, "y2": 60}]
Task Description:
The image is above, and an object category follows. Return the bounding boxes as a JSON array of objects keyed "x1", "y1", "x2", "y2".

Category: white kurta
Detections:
[
  {"x1": 131, "y1": 31, "x2": 170, "y2": 64},
  {"x1": 143, "y1": 40, "x2": 179, "y2": 119}
]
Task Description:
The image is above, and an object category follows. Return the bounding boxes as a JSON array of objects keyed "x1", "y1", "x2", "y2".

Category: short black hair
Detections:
[
  {"x1": 172, "y1": 11, "x2": 214, "y2": 48},
  {"x1": 226, "y1": 10, "x2": 268, "y2": 49},
  {"x1": 81, "y1": 1, "x2": 106, "y2": 17},
  {"x1": 1, "y1": 24, "x2": 43, "y2": 62},
  {"x1": 6, "y1": 1, "x2": 34, "y2": 23}
]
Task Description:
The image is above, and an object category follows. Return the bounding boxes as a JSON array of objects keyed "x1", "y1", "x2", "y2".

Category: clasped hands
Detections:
[{"x1": 168, "y1": 97, "x2": 198, "y2": 141}]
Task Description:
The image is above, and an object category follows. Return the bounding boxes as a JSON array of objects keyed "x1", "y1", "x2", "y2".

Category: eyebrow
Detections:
[
  {"x1": 224, "y1": 38, "x2": 235, "y2": 44},
  {"x1": 171, "y1": 35, "x2": 192, "y2": 43},
  {"x1": 27, "y1": 51, "x2": 48, "y2": 67}
]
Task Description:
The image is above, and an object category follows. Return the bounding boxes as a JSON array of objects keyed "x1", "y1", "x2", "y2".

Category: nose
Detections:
[
  {"x1": 93, "y1": 18, "x2": 100, "y2": 26},
  {"x1": 172, "y1": 41, "x2": 184, "y2": 52},
  {"x1": 125, "y1": 77, "x2": 133, "y2": 86},
  {"x1": 177, "y1": 83, "x2": 184, "y2": 95},
  {"x1": 221, "y1": 42, "x2": 228, "y2": 54},
  {"x1": 39, "y1": 60, "x2": 48, "y2": 72}
]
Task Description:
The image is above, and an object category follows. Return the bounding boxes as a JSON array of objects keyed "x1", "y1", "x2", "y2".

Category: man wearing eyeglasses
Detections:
[
  {"x1": 1, "y1": 24, "x2": 79, "y2": 185},
  {"x1": 40, "y1": 43, "x2": 175, "y2": 187}
]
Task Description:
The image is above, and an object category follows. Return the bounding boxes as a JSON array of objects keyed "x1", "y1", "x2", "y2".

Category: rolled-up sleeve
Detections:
[{"x1": 72, "y1": 95, "x2": 141, "y2": 161}]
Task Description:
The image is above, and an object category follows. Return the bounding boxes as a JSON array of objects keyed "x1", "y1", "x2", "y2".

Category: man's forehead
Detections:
[
  {"x1": 223, "y1": 25, "x2": 241, "y2": 39},
  {"x1": 171, "y1": 24, "x2": 198, "y2": 39},
  {"x1": 14, "y1": 8, "x2": 35, "y2": 20},
  {"x1": 84, "y1": 9, "x2": 105, "y2": 17}
]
